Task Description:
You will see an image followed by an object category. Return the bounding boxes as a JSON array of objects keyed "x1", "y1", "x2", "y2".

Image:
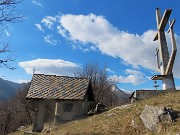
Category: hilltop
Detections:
[
  {"x1": 10, "y1": 91, "x2": 180, "y2": 135},
  {"x1": 0, "y1": 78, "x2": 25, "y2": 100}
]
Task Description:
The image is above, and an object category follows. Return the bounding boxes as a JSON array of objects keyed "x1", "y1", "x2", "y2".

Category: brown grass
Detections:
[{"x1": 9, "y1": 91, "x2": 180, "y2": 135}]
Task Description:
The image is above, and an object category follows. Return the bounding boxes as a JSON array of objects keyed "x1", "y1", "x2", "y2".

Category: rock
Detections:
[
  {"x1": 17, "y1": 125, "x2": 29, "y2": 131},
  {"x1": 87, "y1": 103, "x2": 107, "y2": 116},
  {"x1": 140, "y1": 105, "x2": 164, "y2": 131},
  {"x1": 17, "y1": 126, "x2": 26, "y2": 131},
  {"x1": 94, "y1": 103, "x2": 107, "y2": 113},
  {"x1": 105, "y1": 113, "x2": 114, "y2": 117},
  {"x1": 23, "y1": 131, "x2": 38, "y2": 135},
  {"x1": 130, "y1": 118, "x2": 137, "y2": 128},
  {"x1": 87, "y1": 109, "x2": 95, "y2": 116},
  {"x1": 159, "y1": 107, "x2": 177, "y2": 122},
  {"x1": 140, "y1": 105, "x2": 177, "y2": 131}
]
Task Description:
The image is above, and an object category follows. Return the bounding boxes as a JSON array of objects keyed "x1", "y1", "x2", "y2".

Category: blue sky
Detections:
[{"x1": 1, "y1": 0, "x2": 180, "y2": 92}]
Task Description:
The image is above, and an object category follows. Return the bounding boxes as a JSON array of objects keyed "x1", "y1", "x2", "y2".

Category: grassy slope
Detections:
[{"x1": 10, "y1": 91, "x2": 180, "y2": 135}]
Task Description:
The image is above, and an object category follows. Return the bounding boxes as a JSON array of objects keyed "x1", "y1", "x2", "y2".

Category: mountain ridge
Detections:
[
  {"x1": 111, "y1": 84, "x2": 131, "y2": 105},
  {"x1": 0, "y1": 78, "x2": 24, "y2": 99}
]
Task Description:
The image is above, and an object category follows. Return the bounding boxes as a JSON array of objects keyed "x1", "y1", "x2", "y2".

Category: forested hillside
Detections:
[{"x1": 0, "y1": 78, "x2": 24, "y2": 99}]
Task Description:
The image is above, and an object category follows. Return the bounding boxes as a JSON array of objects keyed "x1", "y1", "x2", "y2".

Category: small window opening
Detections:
[{"x1": 63, "y1": 103, "x2": 73, "y2": 112}]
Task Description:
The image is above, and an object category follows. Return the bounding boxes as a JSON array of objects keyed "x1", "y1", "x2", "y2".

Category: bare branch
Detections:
[{"x1": 0, "y1": 0, "x2": 23, "y2": 70}]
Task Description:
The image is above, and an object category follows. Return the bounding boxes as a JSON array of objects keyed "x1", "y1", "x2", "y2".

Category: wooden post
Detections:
[{"x1": 54, "y1": 101, "x2": 59, "y2": 126}]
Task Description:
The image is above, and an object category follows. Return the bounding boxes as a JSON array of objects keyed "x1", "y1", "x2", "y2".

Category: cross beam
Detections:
[
  {"x1": 165, "y1": 19, "x2": 177, "y2": 75},
  {"x1": 158, "y1": 9, "x2": 172, "y2": 31},
  {"x1": 153, "y1": 8, "x2": 172, "y2": 41}
]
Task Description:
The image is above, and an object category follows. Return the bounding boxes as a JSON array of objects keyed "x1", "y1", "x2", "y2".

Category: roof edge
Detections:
[{"x1": 33, "y1": 73, "x2": 88, "y2": 80}]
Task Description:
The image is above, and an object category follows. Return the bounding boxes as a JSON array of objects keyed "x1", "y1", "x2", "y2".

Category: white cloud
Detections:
[
  {"x1": 146, "y1": 76, "x2": 152, "y2": 80},
  {"x1": 0, "y1": 76, "x2": 6, "y2": 79},
  {"x1": 109, "y1": 69, "x2": 146, "y2": 85},
  {"x1": 35, "y1": 23, "x2": 44, "y2": 32},
  {"x1": 57, "y1": 25, "x2": 68, "y2": 38},
  {"x1": 32, "y1": 0, "x2": 43, "y2": 7},
  {"x1": 105, "y1": 68, "x2": 115, "y2": 73},
  {"x1": 121, "y1": 89, "x2": 133, "y2": 94},
  {"x1": 47, "y1": 16, "x2": 57, "y2": 22},
  {"x1": 37, "y1": 13, "x2": 180, "y2": 78},
  {"x1": 4, "y1": 30, "x2": 10, "y2": 36},
  {"x1": 14, "y1": 79, "x2": 30, "y2": 84},
  {"x1": 57, "y1": 13, "x2": 180, "y2": 78},
  {"x1": 41, "y1": 16, "x2": 57, "y2": 29},
  {"x1": 59, "y1": 14, "x2": 156, "y2": 70},
  {"x1": 176, "y1": 86, "x2": 180, "y2": 90},
  {"x1": 44, "y1": 34, "x2": 57, "y2": 45},
  {"x1": 19, "y1": 59, "x2": 81, "y2": 77}
]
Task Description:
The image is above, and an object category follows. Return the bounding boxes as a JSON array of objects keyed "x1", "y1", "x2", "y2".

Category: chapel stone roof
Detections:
[{"x1": 27, "y1": 74, "x2": 91, "y2": 100}]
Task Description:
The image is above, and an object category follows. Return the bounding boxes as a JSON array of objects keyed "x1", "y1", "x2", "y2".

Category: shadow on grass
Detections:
[{"x1": 174, "y1": 110, "x2": 180, "y2": 119}]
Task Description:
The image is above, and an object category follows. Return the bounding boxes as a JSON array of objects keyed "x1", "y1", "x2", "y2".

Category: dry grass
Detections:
[{"x1": 9, "y1": 91, "x2": 180, "y2": 135}]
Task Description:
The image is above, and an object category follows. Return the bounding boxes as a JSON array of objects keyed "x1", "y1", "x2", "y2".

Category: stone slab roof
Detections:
[{"x1": 27, "y1": 74, "x2": 90, "y2": 100}]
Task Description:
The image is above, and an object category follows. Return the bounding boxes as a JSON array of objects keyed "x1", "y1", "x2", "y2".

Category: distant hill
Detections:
[
  {"x1": 111, "y1": 84, "x2": 131, "y2": 105},
  {"x1": 0, "y1": 78, "x2": 26, "y2": 100}
]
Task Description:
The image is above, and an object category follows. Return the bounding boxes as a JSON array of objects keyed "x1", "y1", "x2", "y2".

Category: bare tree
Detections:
[
  {"x1": 0, "y1": 84, "x2": 36, "y2": 134},
  {"x1": 76, "y1": 63, "x2": 113, "y2": 106},
  {"x1": 15, "y1": 84, "x2": 36, "y2": 124},
  {"x1": 0, "y1": 100, "x2": 13, "y2": 135},
  {"x1": 0, "y1": 0, "x2": 23, "y2": 69}
]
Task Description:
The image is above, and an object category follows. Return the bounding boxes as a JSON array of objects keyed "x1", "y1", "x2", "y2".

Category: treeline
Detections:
[{"x1": 0, "y1": 84, "x2": 35, "y2": 135}]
